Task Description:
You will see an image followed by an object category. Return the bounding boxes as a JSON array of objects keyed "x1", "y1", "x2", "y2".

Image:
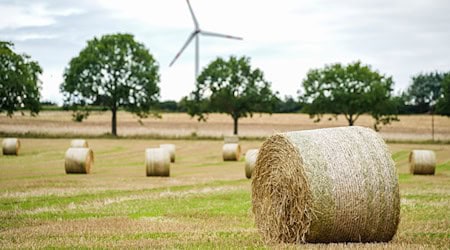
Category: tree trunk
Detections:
[
  {"x1": 111, "y1": 108, "x2": 117, "y2": 136},
  {"x1": 348, "y1": 114, "x2": 354, "y2": 126},
  {"x1": 233, "y1": 116, "x2": 239, "y2": 135}
]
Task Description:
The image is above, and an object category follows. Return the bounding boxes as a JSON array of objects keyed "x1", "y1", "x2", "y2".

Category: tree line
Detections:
[{"x1": 1, "y1": 34, "x2": 449, "y2": 136}]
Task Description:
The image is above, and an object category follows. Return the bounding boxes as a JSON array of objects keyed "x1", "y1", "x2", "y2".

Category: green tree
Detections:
[
  {"x1": 406, "y1": 72, "x2": 449, "y2": 140},
  {"x1": 61, "y1": 33, "x2": 160, "y2": 136},
  {"x1": 301, "y1": 61, "x2": 398, "y2": 130},
  {"x1": 183, "y1": 56, "x2": 278, "y2": 135},
  {"x1": 0, "y1": 41, "x2": 42, "y2": 117},
  {"x1": 436, "y1": 74, "x2": 450, "y2": 116},
  {"x1": 406, "y1": 72, "x2": 446, "y2": 113},
  {"x1": 393, "y1": 92, "x2": 417, "y2": 114},
  {"x1": 157, "y1": 100, "x2": 179, "y2": 112},
  {"x1": 274, "y1": 95, "x2": 302, "y2": 113}
]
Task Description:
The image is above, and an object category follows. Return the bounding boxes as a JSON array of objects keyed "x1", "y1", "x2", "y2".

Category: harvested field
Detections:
[
  {"x1": 1, "y1": 111, "x2": 450, "y2": 141},
  {"x1": 0, "y1": 138, "x2": 449, "y2": 248}
]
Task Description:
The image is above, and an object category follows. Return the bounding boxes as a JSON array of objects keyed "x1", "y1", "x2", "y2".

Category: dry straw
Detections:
[
  {"x1": 409, "y1": 150, "x2": 436, "y2": 175},
  {"x1": 224, "y1": 135, "x2": 239, "y2": 144},
  {"x1": 145, "y1": 148, "x2": 170, "y2": 177},
  {"x1": 223, "y1": 143, "x2": 241, "y2": 161},
  {"x1": 252, "y1": 126, "x2": 400, "y2": 244},
  {"x1": 160, "y1": 144, "x2": 176, "y2": 163},
  {"x1": 2, "y1": 138, "x2": 20, "y2": 156},
  {"x1": 70, "y1": 139, "x2": 89, "y2": 148},
  {"x1": 245, "y1": 149, "x2": 259, "y2": 179},
  {"x1": 65, "y1": 148, "x2": 94, "y2": 174}
]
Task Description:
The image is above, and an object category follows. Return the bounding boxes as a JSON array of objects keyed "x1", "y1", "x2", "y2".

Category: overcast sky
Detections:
[{"x1": 1, "y1": 0, "x2": 450, "y2": 104}]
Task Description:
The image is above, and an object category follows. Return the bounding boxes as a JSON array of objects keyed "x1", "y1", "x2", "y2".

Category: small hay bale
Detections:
[
  {"x1": 223, "y1": 143, "x2": 241, "y2": 161},
  {"x1": 145, "y1": 148, "x2": 170, "y2": 177},
  {"x1": 2, "y1": 138, "x2": 20, "y2": 156},
  {"x1": 70, "y1": 139, "x2": 89, "y2": 148},
  {"x1": 160, "y1": 144, "x2": 176, "y2": 163},
  {"x1": 224, "y1": 135, "x2": 239, "y2": 144},
  {"x1": 252, "y1": 126, "x2": 400, "y2": 244},
  {"x1": 245, "y1": 149, "x2": 259, "y2": 179},
  {"x1": 65, "y1": 148, "x2": 94, "y2": 174},
  {"x1": 409, "y1": 150, "x2": 436, "y2": 175}
]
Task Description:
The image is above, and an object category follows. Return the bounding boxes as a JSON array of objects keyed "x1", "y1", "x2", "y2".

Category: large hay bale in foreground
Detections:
[
  {"x1": 70, "y1": 139, "x2": 89, "y2": 148},
  {"x1": 145, "y1": 148, "x2": 170, "y2": 177},
  {"x1": 224, "y1": 135, "x2": 239, "y2": 144},
  {"x1": 409, "y1": 150, "x2": 436, "y2": 175},
  {"x1": 160, "y1": 144, "x2": 176, "y2": 163},
  {"x1": 252, "y1": 126, "x2": 400, "y2": 244},
  {"x1": 65, "y1": 148, "x2": 94, "y2": 174},
  {"x1": 245, "y1": 149, "x2": 259, "y2": 179},
  {"x1": 223, "y1": 143, "x2": 241, "y2": 161},
  {"x1": 2, "y1": 138, "x2": 20, "y2": 156}
]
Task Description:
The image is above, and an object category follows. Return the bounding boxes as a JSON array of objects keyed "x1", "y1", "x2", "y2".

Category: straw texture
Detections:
[
  {"x1": 146, "y1": 148, "x2": 170, "y2": 177},
  {"x1": 160, "y1": 144, "x2": 176, "y2": 163},
  {"x1": 224, "y1": 135, "x2": 239, "y2": 144},
  {"x1": 223, "y1": 143, "x2": 241, "y2": 161},
  {"x1": 409, "y1": 150, "x2": 436, "y2": 175},
  {"x1": 70, "y1": 139, "x2": 89, "y2": 148},
  {"x1": 252, "y1": 126, "x2": 400, "y2": 244},
  {"x1": 245, "y1": 149, "x2": 259, "y2": 179},
  {"x1": 2, "y1": 138, "x2": 20, "y2": 156},
  {"x1": 65, "y1": 148, "x2": 94, "y2": 174}
]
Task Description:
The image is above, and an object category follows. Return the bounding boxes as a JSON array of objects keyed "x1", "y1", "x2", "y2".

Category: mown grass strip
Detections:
[{"x1": 0, "y1": 179, "x2": 248, "y2": 212}]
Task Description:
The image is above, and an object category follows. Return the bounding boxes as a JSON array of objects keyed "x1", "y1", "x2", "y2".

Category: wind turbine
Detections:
[{"x1": 169, "y1": 0, "x2": 243, "y2": 79}]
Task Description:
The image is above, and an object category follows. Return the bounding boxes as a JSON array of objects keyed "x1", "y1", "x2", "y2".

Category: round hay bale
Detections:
[
  {"x1": 223, "y1": 143, "x2": 241, "y2": 161},
  {"x1": 70, "y1": 139, "x2": 89, "y2": 148},
  {"x1": 245, "y1": 149, "x2": 259, "y2": 179},
  {"x1": 409, "y1": 150, "x2": 436, "y2": 175},
  {"x1": 65, "y1": 148, "x2": 94, "y2": 174},
  {"x1": 160, "y1": 144, "x2": 176, "y2": 163},
  {"x1": 2, "y1": 138, "x2": 20, "y2": 156},
  {"x1": 224, "y1": 135, "x2": 239, "y2": 144},
  {"x1": 145, "y1": 148, "x2": 170, "y2": 177},
  {"x1": 252, "y1": 126, "x2": 400, "y2": 244}
]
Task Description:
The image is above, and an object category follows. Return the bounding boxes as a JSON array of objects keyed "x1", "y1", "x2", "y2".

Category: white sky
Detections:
[{"x1": 1, "y1": 0, "x2": 450, "y2": 104}]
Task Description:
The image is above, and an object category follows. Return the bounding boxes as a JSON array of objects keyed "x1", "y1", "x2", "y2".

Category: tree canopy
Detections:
[
  {"x1": 0, "y1": 41, "x2": 42, "y2": 117},
  {"x1": 406, "y1": 72, "x2": 447, "y2": 113},
  {"x1": 301, "y1": 61, "x2": 398, "y2": 130},
  {"x1": 274, "y1": 95, "x2": 302, "y2": 113},
  {"x1": 60, "y1": 33, "x2": 160, "y2": 136},
  {"x1": 436, "y1": 74, "x2": 450, "y2": 116},
  {"x1": 183, "y1": 56, "x2": 278, "y2": 135}
]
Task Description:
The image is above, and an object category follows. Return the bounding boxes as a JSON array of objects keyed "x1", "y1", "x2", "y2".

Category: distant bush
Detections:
[
  {"x1": 72, "y1": 110, "x2": 90, "y2": 122},
  {"x1": 274, "y1": 95, "x2": 302, "y2": 113}
]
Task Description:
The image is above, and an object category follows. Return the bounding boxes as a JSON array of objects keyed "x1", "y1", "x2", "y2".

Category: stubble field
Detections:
[
  {"x1": 1, "y1": 111, "x2": 450, "y2": 141},
  {"x1": 0, "y1": 112, "x2": 449, "y2": 248}
]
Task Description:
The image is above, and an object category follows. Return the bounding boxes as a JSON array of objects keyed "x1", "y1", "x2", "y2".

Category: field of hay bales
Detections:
[{"x1": 1, "y1": 137, "x2": 449, "y2": 248}]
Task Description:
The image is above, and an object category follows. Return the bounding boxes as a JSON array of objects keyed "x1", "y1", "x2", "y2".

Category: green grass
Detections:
[
  {"x1": 437, "y1": 161, "x2": 450, "y2": 171},
  {"x1": 397, "y1": 173, "x2": 413, "y2": 182},
  {"x1": 127, "y1": 190, "x2": 251, "y2": 219},
  {"x1": 0, "y1": 179, "x2": 248, "y2": 213},
  {"x1": 392, "y1": 150, "x2": 409, "y2": 161}
]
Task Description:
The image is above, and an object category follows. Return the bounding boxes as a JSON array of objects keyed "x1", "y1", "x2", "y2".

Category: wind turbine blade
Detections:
[
  {"x1": 169, "y1": 32, "x2": 197, "y2": 67},
  {"x1": 200, "y1": 30, "x2": 243, "y2": 40},
  {"x1": 186, "y1": 0, "x2": 199, "y2": 29}
]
